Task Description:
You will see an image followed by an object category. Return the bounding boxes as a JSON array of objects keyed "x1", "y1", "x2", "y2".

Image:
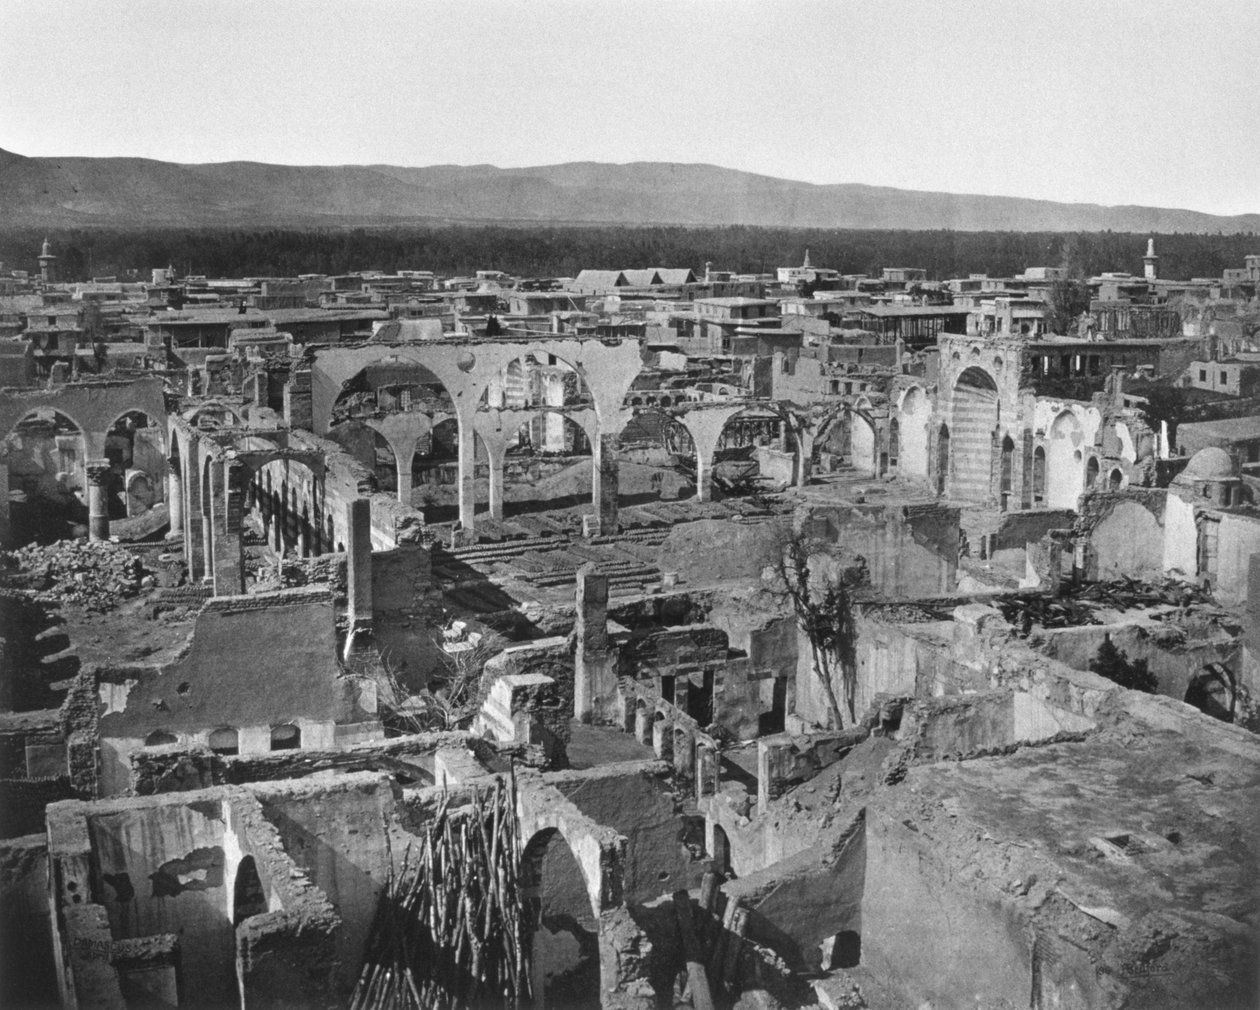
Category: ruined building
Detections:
[{"x1": 1, "y1": 256, "x2": 1257, "y2": 1010}]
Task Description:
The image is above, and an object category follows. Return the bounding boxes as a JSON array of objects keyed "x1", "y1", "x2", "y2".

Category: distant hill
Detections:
[{"x1": 1, "y1": 148, "x2": 1256, "y2": 233}]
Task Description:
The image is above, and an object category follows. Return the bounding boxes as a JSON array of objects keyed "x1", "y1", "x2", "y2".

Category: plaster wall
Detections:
[
  {"x1": 253, "y1": 775, "x2": 393, "y2": 988},
  {"x1": 85, "y1": 800, "x2": 236, "y2": 1005},
  {"x1": 1163, "y1": 494, "x2": 1198, "y2": 576},
  {"x1": 1089, "y1": 500, "x2": 1165, "y2": 579},
  {"x1": 1216, "y1": 513, "x2": 1260, "y2": 605}
]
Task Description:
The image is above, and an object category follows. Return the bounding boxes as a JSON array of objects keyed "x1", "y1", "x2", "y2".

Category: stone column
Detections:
[
  {"x1": 346, "y1": 498, "x2": 373, "y2": 628},
  {"x1": 184, "y1": 451, "x2": 204, "y2": 580},
  {"x1": 696, "y1": 454, "x2": 714, "y2": 503},
  {"x1": 395, "y1": 457, "x2": 413, "y2": 506},
  {"x1": 85, "y1": 460, "x2": 111, "y2": 542},
  {"x1": 166, "y1": 458, "x2": 183, "y2": 539},
  {"x1": 487, "y1": 447, "x2": 505, "y2": 522},
  {"x1": 456, "y1": 413, "x2": 476, "y2": 532},
  {"x1": 591, "y1": 434, "x2": 619, "y2": 535}
]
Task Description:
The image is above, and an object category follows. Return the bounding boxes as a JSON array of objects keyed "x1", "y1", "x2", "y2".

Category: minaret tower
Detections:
[
  {"x1": 1143, "y1": 237, "x2": 1158, "y2": 282},
  {"x1": 38, "y1": 237, "x2": 57, "y2": 283},
  {"x1": 802, "y1": 247, "x2": 812, "y2": 270}
]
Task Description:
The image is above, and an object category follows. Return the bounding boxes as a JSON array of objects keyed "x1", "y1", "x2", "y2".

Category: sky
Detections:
[{"x1": 3, "y1": 0, "x2": 1258, "y2": 216}]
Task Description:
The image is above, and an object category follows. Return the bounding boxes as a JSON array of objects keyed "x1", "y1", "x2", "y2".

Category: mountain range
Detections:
[{"x1": 2, "y1": 148, "x2": 1256, "y2": 233}]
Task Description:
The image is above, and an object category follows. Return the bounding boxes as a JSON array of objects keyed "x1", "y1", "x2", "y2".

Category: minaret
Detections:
[
  {"x1": 802, "y1": 248, "x2": 812, "y2": 270},
  {"x1": 1143, "y1": 237, "x2": 1158, "y2": 282},
  {"x1": 38, "y1": 237, "x2": 57, "y2": 283}
]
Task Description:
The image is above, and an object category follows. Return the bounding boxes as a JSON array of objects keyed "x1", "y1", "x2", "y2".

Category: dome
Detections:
[{"x1": 1181, "y1": 447, "x2": 1236, "y2": 482}]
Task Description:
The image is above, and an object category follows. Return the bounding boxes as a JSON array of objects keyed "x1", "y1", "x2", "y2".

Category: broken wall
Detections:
[
  {"x1": 545, "y1": 762, "x2": 704, "y2": 905},
  {"x1": 95, "y1": 588, "x2": 362, "y2": 796}
]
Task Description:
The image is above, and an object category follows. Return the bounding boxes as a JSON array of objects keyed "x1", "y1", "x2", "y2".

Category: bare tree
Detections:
[
  {"x1": 375, "y1": 632, "x2": 497, "y2": 734},
  {"x1": 768, "y1": 526, "x2": 864, "y2": 729}
]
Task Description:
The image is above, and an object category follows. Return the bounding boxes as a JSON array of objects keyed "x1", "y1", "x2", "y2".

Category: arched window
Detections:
[
  {"x1": 208, "y1": 727, "x2": 239, "y2": 756},
  {"x1": 1109, "y1": 468, "x2": 1123, "y2": 491},
  {"x1": 145, "y1": 730, "x2": 177, "y2": 747},
  {"x1": 270, "y1": 724, "x2": 301, "y2": 751}
]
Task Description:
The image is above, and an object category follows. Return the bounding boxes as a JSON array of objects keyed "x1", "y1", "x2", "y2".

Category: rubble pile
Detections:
[{"x1": 2, "y1": 540, "x2": 151, "y2": 612}]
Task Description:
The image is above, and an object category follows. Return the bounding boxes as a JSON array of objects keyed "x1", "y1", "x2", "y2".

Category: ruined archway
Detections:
[
  {"x1": 615, "y1": 409, "x2": 697, "y2": 504},
  {"x1": 949, "y1": 367, "x2": 997, "y2": 501},
  {"x1": 1047, "y1": 411, "x2": 1086, "y2": 509},
  {"x1": 232, "y1": 855, "x2": 267, "y2": 926},
  {"x1": 897, "y1": 386, "x2": 930, "y2": 478},
  {"x1": 1185, "y1": 665, "x2": 1236, "y2": 723},
  {"x1": 713, "y1": 406, "x2": 797, "y2": 493},
  {"x1": 3, "y1": 407, "x2": 88, "y2": 543},
  {"x1": 521, "y1": 828, "x2": 601, "y2": 1009}
]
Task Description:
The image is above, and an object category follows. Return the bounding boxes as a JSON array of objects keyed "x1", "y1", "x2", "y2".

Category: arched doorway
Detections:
[
  {"x1": 1185, "y1": 665, "x2": 1235, "y2": 723},
  {"x1": 521, "y1": 829, "x2": 600, "y2": 1010},
  {"x1": 949, "y1": 367, "x2": 998, "y2": 500},
  {"x1": 1000, "y1": 435, "x2": 1015, "y2": 502},
  {"x1": 849, "y1": 412, "x2": 877, "y2": 476},
  {"x1": 104, "y1": 410, "x2": 159, "y2": 518},
  {"x1": 1032, "y1": 446, "x2": 1047, "y2": 505},
  {"x1": 1085, "y1": 456, "x2": 1100, "y2": 489},
  {"x1": 232, "y1": 855, "x2": 267, "y2": 925}
]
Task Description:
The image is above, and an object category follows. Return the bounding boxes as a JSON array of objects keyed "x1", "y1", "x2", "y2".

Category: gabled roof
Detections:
[
  {"x1": 653, "y1": 268, "x2": 697, "y2": 285},
  {"x1": 572, "y1": 270, "x2": 628, "y2": 288},
  {"x1": 622, "y1": 269, "x2": 664, "y2": 287}
]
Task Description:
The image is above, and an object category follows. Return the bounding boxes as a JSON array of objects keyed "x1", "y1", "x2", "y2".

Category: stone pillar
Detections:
[
  {"x1": 591, "y1": 434, "x2": 619, "y2": 535},
  {"x1": 184, "y1": 454, "x2": 204, "y2": 580},
  {"x1": 85, "y1": 460, "x2": 111, "y2": 542},
  {"x1": 574, "y1": 562, "x2": 615, "y2": 722},
  {"x1": 696, "y1": 454, "x2": 714, "y2": 503},
  {"x1": 347, "y1": 498, "x2": 373, "y2": 627},
  {"x1": 395, "y1": 450, "x2": 413, "y2": 506},
  {"x1": 456, "y1": 414, "x2": 476, "y2": 532},
  {"x1": 166, "y1": 459, "x2": 183, "y2": 539},
  {"x1": 634, "y1": 704, "x2": 652, "y2": 745},
  {"x1": 210, "y1": 461, "x2": 244, "y2": 596},
  {"x1": 695, "y1": 740, "x2": 719, "y2": 800},
  {"x1": 488, "y1": 446, "x2": 505, "y2": 522},
  {"x1": 283, "y1": 366, "x2": 312, "y2": 430}
]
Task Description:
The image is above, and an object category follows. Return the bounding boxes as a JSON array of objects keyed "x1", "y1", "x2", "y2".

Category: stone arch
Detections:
[
  {"x1": 897, "y1": 385, "x2": 930, "y2": 478},
  {"x1": 849, "y1": 410, "x2": 877, "y2": 476},
  {"x1": 1086, "y1": 455, "x2": 1101, "y2": 488},
  {"x1": 1000, "y1": 434, "x2": 1016, "y2": 498},
  {"x1": 1185, "y1": 665, "x2": 1236, "y2": 723},
  {"x1": 331, "y1": 355, "x2": 456, "y2": 424},
  {"x1": 616, "y1": 408, "x2": 697, "y2": 503},
  {"x1": 1108, "y1": 468, "x2": 1124, "y2": 491},
  {"x1": 520, "y1": 827, "x2": 602, "y2": 1007},
  {"x1": 1046, "y1": 410, "x2": 1086, "y2": 509},
  {"x1": 949, "y1": 366, "x2": 998, "y2": 501},
  {"x1": 481, "y1": 351, "x2": 592, "y2": 414},
  {"x1": 712, "y1": 405, "x2": 797, "y2": 490},
  {"x1": 269, "y1": 724, "x2": 301, "y2": 750},
  {"x1": 184, "y1": 401, "x2": 243, "y2": 429},
  {"x1": 208, "y1": 727, "x2": 239, "y2": 755},
  {"x1": 1032, "y1": 445, "x2": 1047, "y2": 504},
  {"x1": 3, "y1": 407, "x2": 88, "y2": 542},
  {"x1": 232, "y1": 855, "x2": 267, "y2": 926}
]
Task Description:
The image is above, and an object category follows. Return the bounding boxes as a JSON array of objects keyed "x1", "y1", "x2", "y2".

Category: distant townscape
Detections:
[{"x1": 2, "y1": 230, "x2": 1258, "y2": 1010}]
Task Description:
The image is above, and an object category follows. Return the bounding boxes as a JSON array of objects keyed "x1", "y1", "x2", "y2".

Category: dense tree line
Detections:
[{"x1": 1, "y1": 225, "x2": 1255, "y2": 283}]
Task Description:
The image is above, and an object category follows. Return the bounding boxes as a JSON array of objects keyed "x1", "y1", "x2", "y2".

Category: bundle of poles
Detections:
[{"x1": 350, "y1": 772, "x2": 530, "y2": 1010}]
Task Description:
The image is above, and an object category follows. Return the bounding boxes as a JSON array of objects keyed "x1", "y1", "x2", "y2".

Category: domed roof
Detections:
[{"x1": 1181, "y1": 447, "x2": 1236, "y2": 481}]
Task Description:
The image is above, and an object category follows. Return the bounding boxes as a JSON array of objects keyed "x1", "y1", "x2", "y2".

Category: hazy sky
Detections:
[{"x1": 3, "y1": 0, "x2": 1257, "y2": 215}]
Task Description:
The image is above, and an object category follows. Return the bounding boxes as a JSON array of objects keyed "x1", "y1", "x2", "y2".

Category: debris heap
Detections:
[{"x1": 2, "y1": 540, "x2": 149, "y2": 612}]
